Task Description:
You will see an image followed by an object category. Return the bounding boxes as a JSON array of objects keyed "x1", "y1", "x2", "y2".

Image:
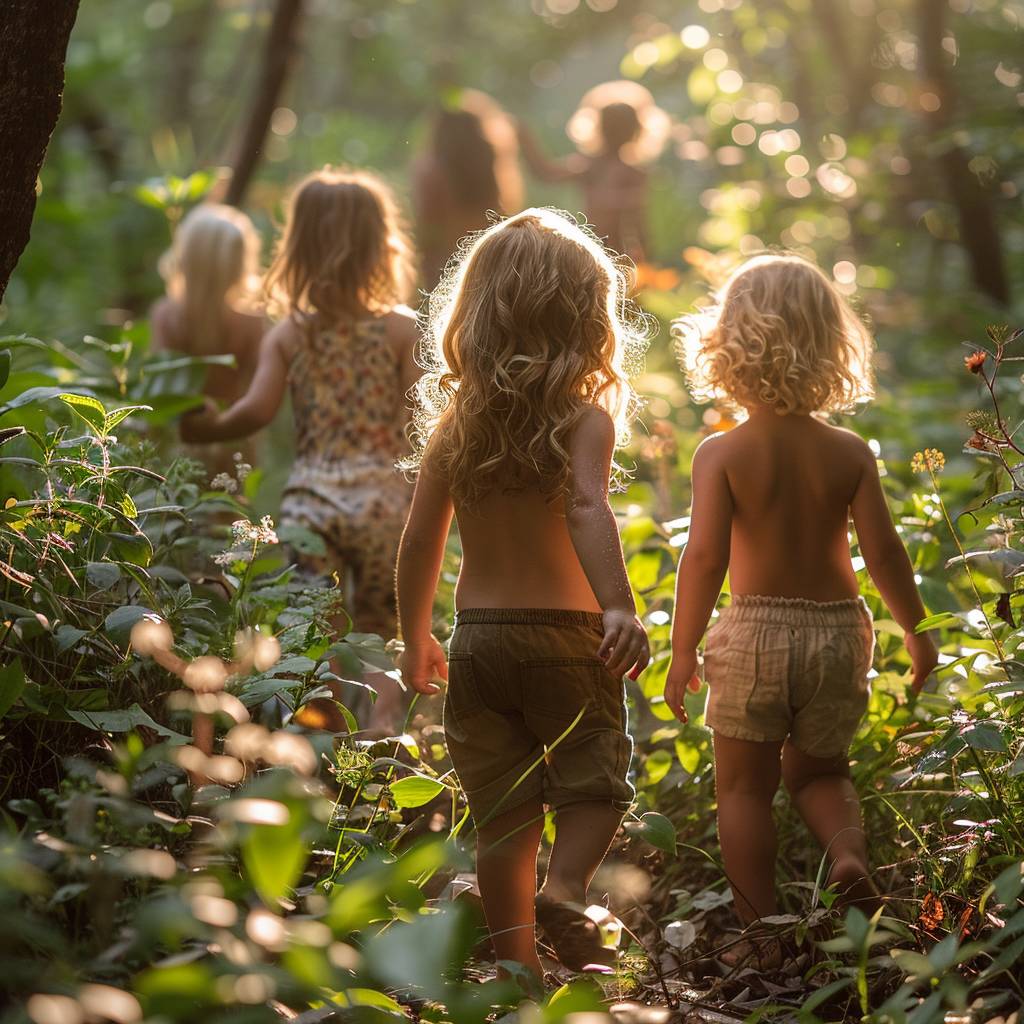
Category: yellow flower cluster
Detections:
[{"x1": 911, "y1": 448, "x2": 946, "y2": 474}]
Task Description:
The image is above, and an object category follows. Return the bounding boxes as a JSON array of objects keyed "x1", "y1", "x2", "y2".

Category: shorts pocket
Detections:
[
  {"x1": 444, "y1": 652, "x2": 486, "y2": 736},
  {"x1": 520, "y1": 656, "x2": 617, "y2": 723}
]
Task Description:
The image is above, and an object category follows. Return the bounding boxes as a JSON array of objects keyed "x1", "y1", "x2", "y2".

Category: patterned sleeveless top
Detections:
[{"x1": 285, "y1": 316, "x2": 407, "y2": 497}]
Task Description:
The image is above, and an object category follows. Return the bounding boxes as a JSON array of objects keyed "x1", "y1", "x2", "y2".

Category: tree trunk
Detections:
[
  {"x1": 224, "y1": 0, "x2": 305, "y2": 207},
  {"x1": 0, "y1": 1, "x2": 80, "y2": 302},
  {"x1": 918, "y1": 0, "x2": 1010, "y2": 305}
]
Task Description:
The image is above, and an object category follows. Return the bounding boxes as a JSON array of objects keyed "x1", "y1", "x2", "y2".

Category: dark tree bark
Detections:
[
  {"x1": 224, "y1": 0, "x2": 305, "y2": 207},
  {"x1": 918, "y1": 0, "x2": 1010, "y2": 305},
  {"x1": 164, "y1": 0, "x2": 218, "y2": 132},
  {"x1": 0, "y1": 1, "x2": 80, "y2": 302}
]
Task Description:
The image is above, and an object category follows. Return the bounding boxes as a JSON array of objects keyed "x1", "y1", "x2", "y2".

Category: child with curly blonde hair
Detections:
[
  {"x1": 182, "y1": 168, "x2": 418, "y2": 733},
  {"x1": 666, "y1": 254, "x2": 937, "y2": 966},
  {"x1": 397, "y1": 208, "x2": 650, "y2": 981}
]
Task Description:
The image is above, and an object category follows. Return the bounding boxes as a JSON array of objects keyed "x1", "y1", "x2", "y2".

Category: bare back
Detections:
[
  {"x1": 711, "y1": 413, "x2": 867, "y2": 601},
  {"x1": 151, "y1": 297, "x2": 264, "y2": 406},
  {"x1": 454, "y1": 488, "x2": 601, "y2": 612}
]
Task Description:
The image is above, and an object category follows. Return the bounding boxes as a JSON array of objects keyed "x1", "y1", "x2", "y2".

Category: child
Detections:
[
  {"x1": 665, "y1": 254, "x2": 938, "y2": 966},
  {"x1": 152, "y1": 203, "x2": 265, "y2": 476},
  {"x1": 181, "y1": 169, "x2": 418, "y2": 735},
  {"x1": 411, "y1": 89, "x2": 523, "y2": 289},
  {"x1": 516, "y1": 80, "x2": 670, "y2": 265},
  {"x1": 396, "y1": 208, "x2": 650, "y2": 982}
]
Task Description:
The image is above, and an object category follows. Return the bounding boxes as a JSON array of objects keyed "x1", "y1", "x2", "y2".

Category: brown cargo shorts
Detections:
[
  {"x1": 444, "y1": 608, "x2": 635, "y2": 826},
  {"x1": 703, "y1": 595, "x2": 875, "y2": 759}
]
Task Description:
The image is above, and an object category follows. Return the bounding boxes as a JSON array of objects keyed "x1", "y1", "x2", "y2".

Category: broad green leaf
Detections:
[
  {"x1": 961, "y1": 721, "x2": 1006, "y2": 751},
  {"x1": 86, "y1": 561, "x2": 122, "y2": 590},
  {"x1": 0, "y1": 659, "x2": 26, "y2": 719},
  {"x1": 120, "y1": 493, "x2": 139, "y2": 519},
  {"x1": 241, "y1": 803, "x2": 307, "y2": 905},
  {"x1": 104, "y1": 604, "x2": 155, "y2": 641},
  {"x1": 58, "y1": 392, "x2": 107, "y2": 433},
  {"x1": 67, "y1": 704, "x2": 189, "y2": 743},
  {"x1": 390, "y1": 773, "x2": 446, "y2": 808},
  {"x1": 333, "y1": 989, "x2": 405, "y2": 1014},
  {"x1": 624, "y1": 811, "x2": 676, "y2": 853},
  {"x1": 0, "y1": 385, "x2": 64, "y2": 417},
  {"x1": 104, "y1": 404, "x2": 152, "y2": 432}
]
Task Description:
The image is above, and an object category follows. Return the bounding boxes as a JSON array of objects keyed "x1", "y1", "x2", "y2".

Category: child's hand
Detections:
[
  {"x1": 905, "y1": 629, "x2": 939, "y2": 694},
  {"x1": 598, "y1": 608, "x2": 650, "y2": 680},
  {"x1": 180, "y1": 398, "x2": 219, "y2": 442},
  {"x1": 398, "y1": 636, "x2": 448, "y2": 696},
  {"x1": 664, "y1": 649, "x2": 702, "y2": 723}
]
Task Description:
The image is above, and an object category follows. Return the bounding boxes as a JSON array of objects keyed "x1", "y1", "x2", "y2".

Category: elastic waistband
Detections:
[
  {"x1": 724, "y1": 594, "x2": 870, "y2": 627},
  {"x1": 454, "y1": 608, "x2": 604, "y2": 629}
]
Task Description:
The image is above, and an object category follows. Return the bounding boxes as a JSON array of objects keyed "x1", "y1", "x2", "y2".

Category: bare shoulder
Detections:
[
  {"x1": 692, "y1": 428, "x2": 737, "y2": 471},
  {"x1": 574, "y1": 404, "x2": 616, "y2": 448},
  {"x1": 823, "y1": 422, "x2": 875, "y2": 465},
  {"x1": 265, "y1": 317, "x2": 303, "y2": 363}
]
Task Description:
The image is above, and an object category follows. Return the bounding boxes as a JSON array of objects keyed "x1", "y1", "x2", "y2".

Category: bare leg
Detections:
[
  {"x1": 714, "y1": 734, "x2": 784, "y2": 923},
  {"x1": 540, "y1": 801, "x2": 624, "y2": 905},
  {"x1": 782, "y1": 741, "x2": 881, "y2": 915},
  {"x1": 476, "y1": 796, "x2": 546, "y2": 981}
]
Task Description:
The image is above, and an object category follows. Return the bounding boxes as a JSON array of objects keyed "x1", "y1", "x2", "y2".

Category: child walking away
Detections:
[
  {"x1": 666, "y1": 254, "x2": 938, "y2": 967},
  {"x1": 181, "y1": 169, "x2": 419, "y2": 735},
  {"x1": 516, "y1": 81, "x2": 670, "y2": 265},
  {"x1": 411, "y1": 89, "x2": 523, "y2": 290},
  {"x1": 396, "y1": 208, "x2": 650, "y2": 983},
  {"x1": 152, "y1": 203, "x2": 265, "y2": 477}
]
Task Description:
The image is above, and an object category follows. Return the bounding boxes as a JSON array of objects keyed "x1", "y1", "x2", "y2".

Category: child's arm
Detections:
[
  {"x1": 850, "y1": 443, "x2": 938, "y2": 692},
  {"x1": 515, "y1": 119, "x2": 589, "y2": 183},
  {"x1": 665, "y1": 438, "x2": 733, "y2": 722},
  {"x1": 396, "y1": 452, "x2": 454, "y2": 695},
  {"x1": 179, "y1": 321, "x2": 292, "y2": 443},
  {"x1": 565, "y1": 407, "x2": 650, "y2": 679}
]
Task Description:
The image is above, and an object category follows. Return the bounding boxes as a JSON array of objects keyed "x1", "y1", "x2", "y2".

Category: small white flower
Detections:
[{"x1": 210, "y1": 473, "x2": 238, "y2": 493}]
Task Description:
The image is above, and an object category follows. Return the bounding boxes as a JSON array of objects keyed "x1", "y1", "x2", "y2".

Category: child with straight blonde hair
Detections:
[
  {"x1": 153, "y1": 203, "x2": 265, "y2": 473},
  {"x1": 182, "y1": 168, "x2": 419, "y2": 733},
  {"x1": 397, "y1": 208, "x2": 650, "y2": 982},
  {"x1": 666, "y1": 253, "x2": 938, "y2": 966}
]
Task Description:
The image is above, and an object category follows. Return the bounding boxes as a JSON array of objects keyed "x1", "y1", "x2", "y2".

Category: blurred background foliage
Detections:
[{"x1": 2, "y1": 1, "x2": 1024, "y2": 1021}]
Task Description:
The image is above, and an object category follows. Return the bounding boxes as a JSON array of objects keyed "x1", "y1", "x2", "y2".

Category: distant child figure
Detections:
[
  {"x1": 182, "y1": 169, "x2": 419, "y2": 734},
  {"x1": 397, "y1": 209, "x2": 650, "y2": 982},
  {"x1": 152, "y1": 203, "x2": 265, "y2": 476},
  {"x1": 517, "y1": 81, "x2": 670, "y2": 264},
  {"x1": 412, "y1": 89, "x2": 523, "y2": 288},
  {"x1": 666, "y1": 254, "x2": 938, "y2": 966}
]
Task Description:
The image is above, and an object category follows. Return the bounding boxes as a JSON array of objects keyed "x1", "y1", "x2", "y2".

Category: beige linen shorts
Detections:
[{"x1": 703, "y1": 595, "x2": 875, "y2": 758}]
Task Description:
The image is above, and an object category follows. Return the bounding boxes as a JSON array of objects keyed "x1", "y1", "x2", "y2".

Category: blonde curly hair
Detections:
[
  {"x1": 406, "y1": 208, "x2": 649, "y2": 506},
  {"x1": 265, "y1": 167, "x2": 414, "y2": 324},
  {"x1": 674, "y1": 253, "x2": 874, "y2": 416}
]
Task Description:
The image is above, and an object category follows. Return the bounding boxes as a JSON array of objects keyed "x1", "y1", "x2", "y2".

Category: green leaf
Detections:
[
  {"x1": 390, "y1": 773, "x2": 447, "y2": 808},
  {"x1": 86, "y1": 561, "x2": 122, "y2": 591},
  {"x1": 104, "y1": 604, "x2": 155, "y2": 641},
  {"x1": 623, "y1": 811, "x2": 677, "y2": 853},
  {"x1": 58, "y1": 392, "x2": 107, "y2": 433},
  {"x1": 916, "y1": 611, "x2": 964, "y2": 632},
  {"x1": 0, "y1": 385, "x2": 64, "y2": 417},
  {"x1": 55, "y1": 625, "x2": 89, "y2": 653},
  {"x1": 67, "y1": 704, "x2": 189, "y2": 743},
  {"x1": 120, "y1": 493, "x2": 138, "y2": 519},
  {"x1": 104, "y1": 405, "x2": 151, "y2": 432},
  {"x1": 0, "y1": 659, "x2": 26, "y2": 719},
  {"x1": 241, "y1": 803, "x2": 308, "y2": 905},
  {"x1": 333, "y1": 989, "x2": 405, "y2": 1014},
  {"x1": 961, "y1": 721, "x2": 1006, "y2": 751}
]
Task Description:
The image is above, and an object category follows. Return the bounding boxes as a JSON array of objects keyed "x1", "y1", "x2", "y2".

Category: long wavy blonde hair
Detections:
[
  {"x1": 674, "y1": 253, "x2": 874, "y2": 415},
  {"x1": 265, "y1": 167, "x2": 414, "y2": 323},
  {"x1": 407, "y1": 208, "x2": 648, "y2": 506},
  {"x1": 159, "y1": 204, "x2": 261, "y2": 353}
]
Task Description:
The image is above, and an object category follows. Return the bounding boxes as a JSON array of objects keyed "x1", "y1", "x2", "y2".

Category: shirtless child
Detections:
[
  {"x1": 396, "y1": 208, "x2": 650, "y2": 982},
  {"x1": 666, "y1": 255, "x2": 938, "y2": 965}
]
